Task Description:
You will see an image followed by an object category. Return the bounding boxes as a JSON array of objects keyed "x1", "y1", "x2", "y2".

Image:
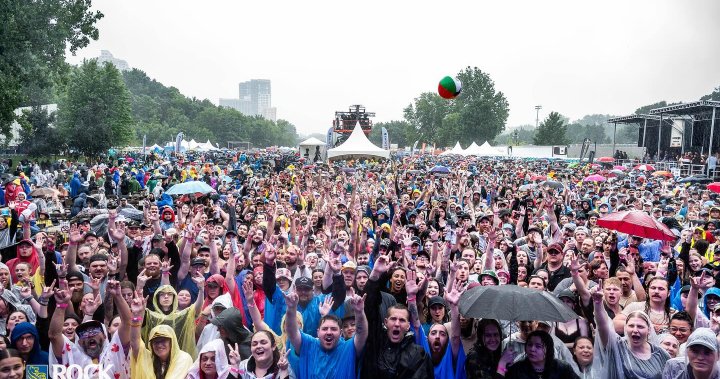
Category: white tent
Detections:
[
  {"x1": 440, "y1": 142, "x2": 464, "y2": 156},
  {"x1": 464, "y1": 141, "x2": 505, "y2": 157},
  {"x1": 327, "y1": 123, "x2": 389, "y2": 160},
  {"x1": 200, "y1": 140, "x2": 219, "y2": 151},
  {"x1": 298, "y1": 137, "x2": 327, "y2": 162}
]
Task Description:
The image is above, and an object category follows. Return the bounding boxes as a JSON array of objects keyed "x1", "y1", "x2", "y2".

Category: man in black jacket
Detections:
[{"x1": 361, "y1": 254, "x2": 433, "y2": 379}]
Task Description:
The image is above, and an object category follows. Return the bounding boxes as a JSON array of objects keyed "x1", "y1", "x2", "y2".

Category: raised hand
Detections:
[
  {"x1": 283, "y1": 290, "x2": 299, "y2": 308},
  {"x1": 242, "y1": 279, "x2": 254, "y2": 300},
  {"x1": 68, "y1": 224, "x2": 84, "y2": 244},
  {"x1": 106, "y1": 280, "x2": 121, "y2": 297},
  {"x1": 130, "y1": 292, "x2": 147, "y2": 317},
  {"x1": 39, "y1": 280, "x2": 56, "y2": 302},
  {"x1": 449, "y1": 260, "x2": 459, "y2": 273},
  {"x1": 277, "y1": 348, "x2": 289, "y2": 372},
  {"x1": 569, "y1": 255, "x2": 581, "y2": 273},
  {"x1": 691, "y1": 270, "x2": 706, "y2": 290},
  {"x1": 88, "y1": 277, "x2": 102, "y2": 294},
  {"x1": 373, "y1": 254, "x2": 391, "y2": 274},
  {"x1": 82, "y1": 293, "x2": 103, "y2": 315},
  {"x1": 405, "y1": 269, "x2": 421, "y2": 297},
  {"x1": 160, "y1": 258, "x2": 174, "y2": 274},
  {"x1": 19, "y1": 285, "x2": 32, "y2": 299},
  {"x1": 590, "y1": 279, "x2": 604, "y2": 304},
  {"x1": 55, "y1": 263, "x2": 68, "y2": 278},
  {"x1": 191, "y1": 274, "x2": 206, "y2": 289},
  {"x1": 136, "y1": 269, "x2": 149, "y2": 289},
  {"x1": 349, "y1": 293, "x2": 366, "y2": 314},
  {"x1": 444, "y1": 279, "x2": 465, "y2": 306},
  {"x1": 54, "y1": 288, "x2": 72, "y2": 305},
  {"x1": 107, "y1": 254, "x2": 119, "y2": 273},
  {"x1": 328, "y1": 257, "x2": 342, "y2": 273},
  {"x1": 227, "y1": 343, "x2": 242, "y2": 366},
  {"x1": 319, "y1": 296, "x2": 335, "y2": 317}
]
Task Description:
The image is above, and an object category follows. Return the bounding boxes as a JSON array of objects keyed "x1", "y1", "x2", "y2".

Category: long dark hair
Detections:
[
  {"x1": 247, "y1": 330, "x2": 280, "y2": 374},
  {"x1": 152, "y1": 343, "x2": 171, "y2": 379},
  {"x1": 473, "y1": 318, "x2": 504, "y2": 369},
  {"x1": 525, "y1": 330, "x2": 555, "y2": 372}
]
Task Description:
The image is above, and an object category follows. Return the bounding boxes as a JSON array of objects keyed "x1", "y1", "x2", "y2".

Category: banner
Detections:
[
  {"x1": 175, "y1": 132, "x2": 184, "y2": 154},
  {"x1": 381, "y1": 127, "x2": 389, "y2": 150},
  {"x1": 670, "y1": 119, "x2": 684, "y2": 148},
  {"x1": 412, "y1": 140, "x2": 419, "y2": 155},
  {"x1": 326, "y1": 127, "x2": 334, "y2": 147},
  {"x1": 142, "y1": 135, "x2": 147, "y2": 157}
]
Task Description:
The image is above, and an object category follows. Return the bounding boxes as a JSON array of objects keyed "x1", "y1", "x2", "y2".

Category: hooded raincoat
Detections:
[
  {"x1": 186, "y1": 338, "x2": 231, "y2": 379},
  {"x1": 131, "y1": 324, "x2": 193, "y2": 379},
  {"x1": 143, "y1": 285, "x2": 198, "y2": 358},
  {"x1": 10, "y1": 322, "x2": 48, "y2": 365}
]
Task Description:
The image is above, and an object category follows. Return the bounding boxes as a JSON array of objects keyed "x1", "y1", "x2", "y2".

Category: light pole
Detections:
[
  {"x1": 513, "y1": 130, "x2": 518, "y2": 146},
  {"x1": 535, "y1": 105, "x2": 542, "y2": 128}
]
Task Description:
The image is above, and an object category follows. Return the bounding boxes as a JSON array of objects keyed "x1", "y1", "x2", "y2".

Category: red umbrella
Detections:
[
  {"x1": 583, "y1": 174, "x2": 606, "y2": 182},
  {"x1": 597, "y1": 157, "x2": 614, "y2": 163},
  {"x1": 708, "y1": 182, "x2": 720, "y2": 194},
  {"x1": 634, "y1": 164, "x2": 656, "y2": 171},
  {"x1": 597, "y1": 211, "x2": 676, "y2": 241},
  {"x1": 530, "y1": 175, "x2": 546, "y2": 181},
  {"x1": 613, "y1": 165, "x2": 627, "y2": 171}
]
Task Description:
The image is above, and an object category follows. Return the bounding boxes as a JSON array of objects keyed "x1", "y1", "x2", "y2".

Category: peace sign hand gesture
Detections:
[{"x1": 228, "y1": 343, "x2": 242, "y2": 366}]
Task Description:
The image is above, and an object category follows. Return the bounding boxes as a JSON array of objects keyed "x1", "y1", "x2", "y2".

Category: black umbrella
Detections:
[
  {"x1": 678, "y1": 175, "x2": 713, "y2": 184},
  {"x1": 459, "y1": 285, "x2": 579, "y2": 322},
  {"x1": 119, "y1": 208, "x2": 144, "y2": 221},
  {"x1": 539, "y1": 180, "x2": 564, "y2": 190}
]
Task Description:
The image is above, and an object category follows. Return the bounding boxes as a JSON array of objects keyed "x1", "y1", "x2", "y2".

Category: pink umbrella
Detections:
[
  {"x1": 597, "y1": 157, "x2": 614, "y2": 163},
  {"x1": 613, "y1": 165, "x2": 627, "y2": 171},
  {"x1": 634, "y1": 164, "x2": 656, "y2": 171},
  {"x1": 583, "y1": 174, "x2": 606, "y2": 182}
]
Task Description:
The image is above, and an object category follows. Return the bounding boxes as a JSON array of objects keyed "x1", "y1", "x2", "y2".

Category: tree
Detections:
[
  {"x1": 701, "y1": 86, "x2": 720, "y2": 101},
  {"x1": 403, "y1": 67, "x2": 509, "y2": 146},
  {"x1": 534, "y1": 112, "x2": 569, "y2": 145},
  {"x1": 0, "y1": 0, "x2": 103, "y2": 144},
  {"x1": 17, "y1": 106, "x2": 64, "y2": 156},
  {"x1": 565, "y1": 123, "x2": 609, "y2": 144},
  {"x1": 58, "y1": 60, "x2": 134, "y2": 157},
  {"x1": 494, "y1": 126, "x2": 536, "y2": 145},
  {"x1": 369, "y1": 120, "x2": 416, "y2": 148},
  {"x1": 453, "y1": 66, "x2": 510, "y2": 143}
]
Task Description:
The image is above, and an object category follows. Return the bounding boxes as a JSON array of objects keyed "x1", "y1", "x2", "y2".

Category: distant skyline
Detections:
[{"x1": 66, "y1": 0, "x2": 720, "y2": 136}]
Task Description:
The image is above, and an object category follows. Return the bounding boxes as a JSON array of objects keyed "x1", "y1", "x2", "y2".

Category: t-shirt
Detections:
[
  {"x1": 49, "y1": 331, "x2": 130, "y2": 379},
  {"x1": 178, "y1": 271, "x2": 212, "y2": 303},
  {"x1": 416, "y1": 325, "x2": 467, "y2": 379},
  {"x1": 621, "y1": 301, "x2": 676, "y2": 334},
  {"x1": 295, "y1": 332, "x2": 356, "y2": 379}
]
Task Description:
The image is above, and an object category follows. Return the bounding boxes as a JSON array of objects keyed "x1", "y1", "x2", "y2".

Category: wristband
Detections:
[
  {"x1": 161, "y1": 271, "x2": 171, "y2": 275},
  {"x1": 130, "y1": 321, "x2": 142, "y2": 327},
  {"x1": 230, "y1": 368, "x2": 241, "y2": 374},
  {"x1": 38, "y1": 298, "x2": 49, "y2": 306},
  {"x1": 131, "y1": 316, "x2": 143, "y2": 323},
  {"x1": 57, "y1": 303, "x2": 69, "y2": 309},
  {"x1": 407, "y1": 296, "x2": 416, "y2": 303}
]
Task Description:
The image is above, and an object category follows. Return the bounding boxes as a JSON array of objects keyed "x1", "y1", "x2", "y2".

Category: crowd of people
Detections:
[{"x1": 0, "y1": 150, "x2": 719, "y2": 379}]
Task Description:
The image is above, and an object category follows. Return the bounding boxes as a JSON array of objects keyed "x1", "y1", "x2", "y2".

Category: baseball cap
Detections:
[
  {"x1": 341, "y1": 261, "x2": 357, "y2": 272},
  {"x1": 410, "y1": 236, "x2": 421, "y2": 246},
  {"x1": 276, "y1": 268, "x2": 292, "y2": 281},
  {"x1": 479, "y1": 270, "x2": 499, "y2": 285},
  {"x1": 686, "y1": 328, "x2": 719, "y2": 352},
  {"x1": 563, "y1": 223, "x2": 576, "y2": 232},
  {"x1": 75, "y1": 320, "x2": 105, "y2": 339},
  {"x1": 428, "y1": 296, "x2": 447, "y2": 308},
  {"x1": 295, "y1": 277, "x2": 313, "y2": 290},
  {"x1": 191, "y1": 258, "x2": 206, "y2": 267}
]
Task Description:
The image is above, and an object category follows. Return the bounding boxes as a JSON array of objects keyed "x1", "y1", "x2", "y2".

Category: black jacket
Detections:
[
  {"x1": 505, "y1": 359, "x2": 579, "y2": 379},
  {"x1": 360, "y1": 277, "x2": 433, "y2": 379}
]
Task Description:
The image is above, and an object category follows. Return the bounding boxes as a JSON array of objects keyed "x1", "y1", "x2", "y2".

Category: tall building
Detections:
[
  {"x1": 96, "y1": 50, "x2": 130, "y2": 71},
  {"x1": 219, "y1": 79, "x2": 276, "y2": 121}
]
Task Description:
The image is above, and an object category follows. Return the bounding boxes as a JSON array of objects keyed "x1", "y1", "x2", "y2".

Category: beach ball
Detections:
[{"x1": 438, "y1": 76, "x2": 462, "y2": 99}]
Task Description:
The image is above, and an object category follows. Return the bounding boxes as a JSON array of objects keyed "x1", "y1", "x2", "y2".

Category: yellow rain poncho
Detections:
[
  {"x1": 142, "y1": 285, "x2": 198, "y2": 358},
  {"x1": 131, "y1": 324, "x2": 193, "y2": 379}
]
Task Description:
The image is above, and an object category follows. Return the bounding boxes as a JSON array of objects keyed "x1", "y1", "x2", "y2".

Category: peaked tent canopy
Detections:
[
  {"x1": 327, "y1": 123, "x2": 389, "y2": 160},
  {"x1": 464, "y1": 141, "x2": 506, "y2": 157},
  {"x1": 440, "y1": 142, "x2": 464, "y2": 156},
  {"x1": 299, "y1": 137, "x2": 327, "y2": 162}
]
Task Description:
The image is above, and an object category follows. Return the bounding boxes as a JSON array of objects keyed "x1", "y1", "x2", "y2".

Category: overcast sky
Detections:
[{"x1": 66, "y1": 0, "x2": 720, "y2": 136}]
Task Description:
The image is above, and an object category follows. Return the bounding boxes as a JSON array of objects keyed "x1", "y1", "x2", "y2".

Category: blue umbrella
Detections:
[
  {"x1": 429, "y1": 166, "x2": 451, "y2": 174},
  {"x1": 165, "y1": 181, "x2": 215, "y2": 195}
]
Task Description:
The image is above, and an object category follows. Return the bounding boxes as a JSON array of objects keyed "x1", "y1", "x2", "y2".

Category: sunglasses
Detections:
[{"x1": 78, "y1": 327, "x2": 103, "y2": 339}]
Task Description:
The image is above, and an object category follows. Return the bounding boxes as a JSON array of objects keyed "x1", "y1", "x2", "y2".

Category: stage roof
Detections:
[
  {"x1": 650, "y1": 100, "x2": 720, "y2": 120},
  {"x1": 607, "y1": 114, "x2": 661, "y2": 125}
]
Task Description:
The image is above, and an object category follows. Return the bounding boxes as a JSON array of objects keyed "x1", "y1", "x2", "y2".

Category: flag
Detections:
[
  {"x1": 175, "y1": 132, "x2": 184, "y2": 153},
  {"x1": 381, "y1": 127, "x2": 389, "y2": 150},
  {"x1": 412, "y1": 140, "x2": 419, "y2": 155},
  {"x1": 326, "y1": 127, "x2": 334, "y2": 147}
]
